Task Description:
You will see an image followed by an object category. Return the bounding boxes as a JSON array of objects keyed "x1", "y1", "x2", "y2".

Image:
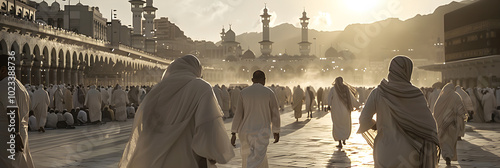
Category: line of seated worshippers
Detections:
[{"x1": 26, "y1": 84, "x2": 142, "y2": 132}]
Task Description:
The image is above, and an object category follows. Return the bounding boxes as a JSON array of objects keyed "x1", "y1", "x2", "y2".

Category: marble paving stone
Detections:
[{"x1": 28, "y1": 105, "x2": 500, "y2": 167}]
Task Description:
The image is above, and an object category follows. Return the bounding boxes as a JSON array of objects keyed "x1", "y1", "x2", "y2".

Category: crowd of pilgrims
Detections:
[
  {"x1": 7, "y1": 54, "x2": 500, "y2": 168},
  {"x1": 26, "y1": 84, "x2": 152, "y2": 132},
  {"x1": 26, "y1": 79, "x2": 500, "y2": 159}
]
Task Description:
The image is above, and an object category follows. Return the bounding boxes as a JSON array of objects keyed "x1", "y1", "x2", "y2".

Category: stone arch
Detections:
[
  {"x1": 41, "y1": 46, "x2": 49, "y2": 66},
  {"x1": 22, "y1": 43, "x2": 31, "y2": 65},
  {"x1": 10, "y1": 42, "x2": 20, "y2": 66},
  {"x1": 82, "y1": 53, "x2": 88, "y2": 70},
  {"x1": 0, "y1": 39, "x2": 7, "y2": 54},
  {"x1": 32, "y1": 45, "x2": 41, "y2": 63},
  {"x1": 50, "y1": 48, "x2": 57, "y2": 68},
  {"x1": 90, "y1": 54, "x2": 95, "y2": 67},
  {"x1": 64, "y1": 50, "x2": 71, "y2": 68},
  {"x1": 58, "y1": 49, "x2": 65, "y2": 68},
  {"x1": 73, "y1": 52, "x2": 80, "y2": 68}
]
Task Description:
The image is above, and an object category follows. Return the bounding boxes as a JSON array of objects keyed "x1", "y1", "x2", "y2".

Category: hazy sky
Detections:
[{"x1": 36, "y1": 0, "x2": 458, "y2": 42}]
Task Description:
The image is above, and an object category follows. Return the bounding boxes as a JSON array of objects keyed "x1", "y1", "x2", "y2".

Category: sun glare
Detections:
[{"x1": 343, "y1": 0, "x2": 379, "y2": 12}]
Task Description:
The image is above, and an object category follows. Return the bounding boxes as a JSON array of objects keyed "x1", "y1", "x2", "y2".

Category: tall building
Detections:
[
  {"x1": 421, "y1": 0, "x2": 500, "y2": 88},
  {"x1": 298, "y1": 10, "x2": 311, "y2": 56},
  {"x1": 129, "y1": 0, "x2": 145, "y2": 49},
  {"x1": 221, "y1": 25, "x2": 242, "y2": 60},
  {"x1": 63, "y1": 3, "x2": 107, "y2": 41},
  {"x1": 154, "y1": 17, "x2": 193, "y2": 59},
  {"x1": 106, "y1": 19, "x2": 131, "y2": 47},
  {"x1": 35, "y1": 1, "x2": 64, "y2": 28},
  {"x1": 142, "y1": 0, "x2": 157, "y2": 53},
  {"x1": 142, "y1": 0, "x2": 156, "y2": 39},
  {"x1": 259, "y1": 5, "x2": 273, "y2": 56}
]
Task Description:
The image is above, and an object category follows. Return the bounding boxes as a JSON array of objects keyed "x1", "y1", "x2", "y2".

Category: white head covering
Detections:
[
  {"x1": 120, "y1": 55, "x2": 218, "y2": 167},
  {"x1": 377, "y1": 56, "x2": 439, "y2": 146}
]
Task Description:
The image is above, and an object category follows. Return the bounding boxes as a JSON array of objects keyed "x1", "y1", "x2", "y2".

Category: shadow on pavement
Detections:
[
  {"x1": 314, "y1": 110, "x2": 328, "y2": 119},
  {"x1": 326, "y1": 150, "x2": 351, "y2": 168},
  {"x1": 280, "y1": 119, "x2": 311, "y2": 137},
  {"x1": 456, "y1": 139, "x2": 498, "y2": 167}
]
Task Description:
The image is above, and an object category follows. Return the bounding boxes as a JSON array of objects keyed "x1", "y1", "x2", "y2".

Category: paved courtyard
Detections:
[{"x1": 29, "y1": 105, "x2": 500, "y2": 167}]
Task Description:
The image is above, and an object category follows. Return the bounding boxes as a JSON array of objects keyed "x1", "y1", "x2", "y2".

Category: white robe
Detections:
[
  {"x1": 359, "y1": 87, "x2": 438, "y2": 168},
  {"x1": 112, "y1": 88, "x2": 128, "y2": 121},
  {"x1": 48, "y1": 86, "x2": 57, "y2": 109},
  {"x1": 433, "y1": 84, "x2": 467, "y2": 161},
  {"x1": 64, "y1": 112, "x2": 74, "y2": 125},
  {"x1": 220, "y1": 86, "x2": 231, "y2": 117},
  {"x1": 456, "y1": 87, "x2": 474, "y2": 112},
  {"x1": 72, "y1": 89, "x2": 83, "y2": 109},
  {"x1": 482, "y1": 90, "x2": 497, "y2": 122},
  {"x1": 428, "y1": 89, "x2": 441, "y2": 114},
  {"x1": 0, "y1": 78, "x2": 35, "y2": 168},
  {"x1": 108, "y1": 88, "x2": 113, "y2": 106},
  {"x1": 231, "y1": 83, "x2": 280, "y2": 168},
  {"x1": 305, "y1": 88, "x2": 315, "y2": 112},
  {"x1": 53, "y1": 88, "x2": 65, "y2": 111},
  {"x1": 467, "y1": 88, "x2": 484, "y2": 122},
  {"x1": 46, "y1": 113, "x2": 58, "y2": 128},
  {"x1": 120, "y1": 55, "x2": 234, "y2": 168},
  {"x1": 285, "y1": 87, "x2": 292, "y2": 104},
  {"x1": 28, "y1": 115, "x2": 37, "y2": 131},
  {"x1": 276, "y1": 87, "x2": 287, "y2": 110},
  {"x1": 213, "y1": 86, "x2": 223, "y2": 110},
  {"x1": 455, "y1": 87, "x2": 472, "y2": 137},
  {"x1": 77, "y1": 110, "x2": 88, "y2": 123},
  {"x1": 31, "y1": 88, "x2": 50, "y2": 129},
  {"x1": 85, "y1": 87, "x2": 102, "y2": 122},
  {"x1": 63, "y1": 88, "x2": 73, "y2": 111},
  {"x1": 230, "y1": 88, "x2": 241, "y2": 114},
  {"x1": 293, "y1": 87, "x2": 304, "y2": 119},
  {"x1": 100, "y1": 88, "x2": 110, "y2": 107},
  {"x1": 322, "y1": 87, "x2": 330, "y2": 107},
  {"x1": 328, "y1": 87, "x2": 359, "y2": 141},
  {"x1": 496, "y1": 88, "x2": 500, "y2": 108}
]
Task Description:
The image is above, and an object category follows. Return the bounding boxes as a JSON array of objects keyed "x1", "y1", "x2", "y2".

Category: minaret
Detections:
[
  {"x1": 129, "y1": 0, "x2": 145, "y2": 35},
  {"x1": 299, "y1": 9, "x2": 311, "y2": 56},
  {"x1": 220, "y1": 26, "x2": 225, "y2": 42},
  {"x1": 259, "y1": 5, "x2": 273, "y2": 56},
  {"x1": 130, "y1": 0, "x2": 145, "y2": 49},
  {"x1": 143, "y1": 0, "x2": 157, "y2": 39}
]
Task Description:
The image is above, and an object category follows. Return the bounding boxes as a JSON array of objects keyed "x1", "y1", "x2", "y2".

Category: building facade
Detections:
[{"x1": 421, "y1": 0, "x2": 500, "y2": 88}]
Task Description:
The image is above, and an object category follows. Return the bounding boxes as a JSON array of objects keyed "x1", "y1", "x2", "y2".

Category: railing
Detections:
[{"x1": 1, "y1": 14, "x2": 171, "y2": 65}]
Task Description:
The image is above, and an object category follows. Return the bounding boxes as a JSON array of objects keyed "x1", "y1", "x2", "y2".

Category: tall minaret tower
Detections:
[
  {"x1": 129, "y1": 0, "x2": 145, "y2": 35},
  {"x1": 130, "y1": 0, "x2": 145, "y2": 49},
  {"x1": 259, "y1": 5, "x2": 273, "y2": 56},
  {"x1": 220, "y1": 26, "x2": 226, "y2": 42},
  {"x1": 298, "y1": 10, "x2": 311, "y2": 56},
  {"x1": 143, "y1": 0, "x2": 157, "y2": 39}
]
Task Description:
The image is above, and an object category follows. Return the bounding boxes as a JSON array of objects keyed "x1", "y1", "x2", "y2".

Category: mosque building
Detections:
[{"x1": 421, "y1": 0, "x2": 500, "y2": 88}]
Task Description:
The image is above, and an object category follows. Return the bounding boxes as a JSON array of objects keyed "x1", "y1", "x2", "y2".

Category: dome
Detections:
[
  {"x1": 324, "y1": 47, "x2": 339, "y2": 58},
  {"x1": 241, "y1": 49, "x2": 256, "y2": 60},
  {"x1": 224, "y1": 29, "x2": 235, "y2": 42},
  {"x1": 50, "y1": 1, "x2": 60, "y2": 12},
  {"x1": 38, "y1": 1, "x2": 49, "y2": 10}
]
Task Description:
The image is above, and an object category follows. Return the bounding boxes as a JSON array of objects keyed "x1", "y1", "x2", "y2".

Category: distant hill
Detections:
[{"x1": 232, "y1": 1, "x2": 472, "y2": 61}]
